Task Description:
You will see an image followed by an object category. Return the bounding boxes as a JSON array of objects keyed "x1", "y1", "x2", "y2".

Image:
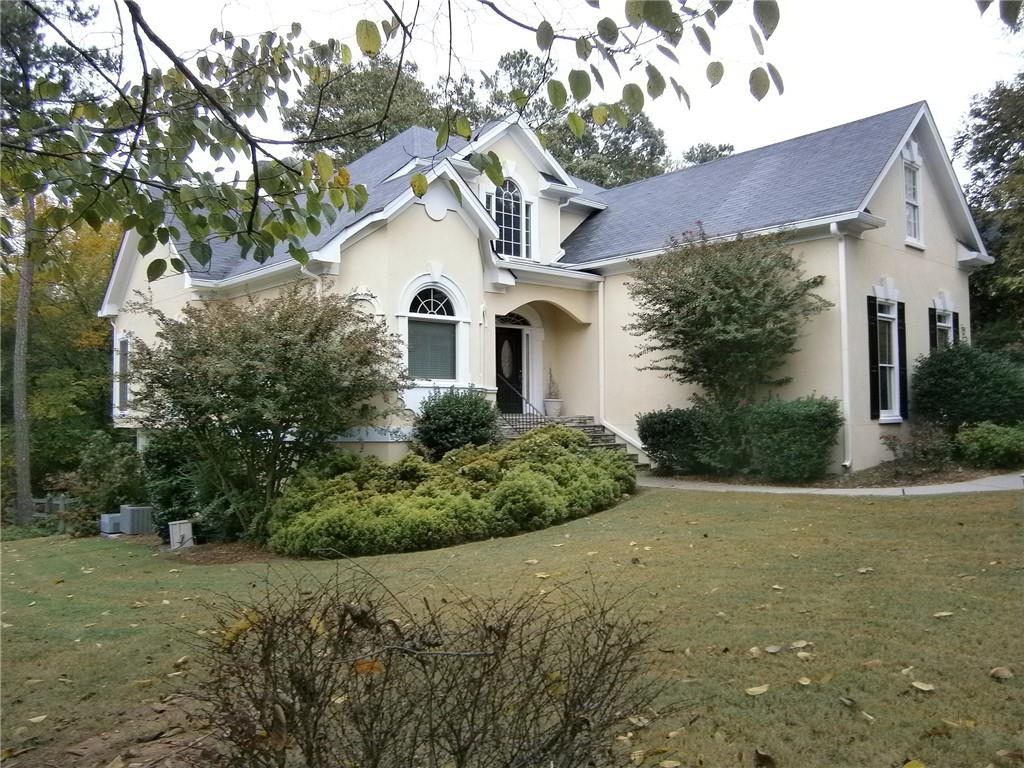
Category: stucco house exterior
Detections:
[{"x1": 100, "y1": 101, "x2": 991, "y2": 471}]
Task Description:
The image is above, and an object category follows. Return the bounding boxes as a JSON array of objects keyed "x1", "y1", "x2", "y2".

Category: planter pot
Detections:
[{"x1": 543, "y1": 399, "x2": 563, "y2": 418}]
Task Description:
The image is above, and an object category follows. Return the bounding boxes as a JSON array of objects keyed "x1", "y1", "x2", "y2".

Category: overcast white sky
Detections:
[{"x1": 94, "y1": 0, "x2": 1021, "y2": 181}]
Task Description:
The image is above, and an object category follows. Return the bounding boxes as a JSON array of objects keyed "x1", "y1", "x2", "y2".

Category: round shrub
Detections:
[
  {"x1": 413, "y1": 388, "x2": 500, "y2": 460},
  {"x1": 637, "y1": 407, "x2": 705, "y2": 474},
  {"x1": 746, "y1": 396, "x2": 843, "y2": 483},
  {"x1": 491, "y1": 466, "x2": 567, "y2": 530},
  {"x1": 912, "y1": 344, "x2": 1024, "y2": 430},
  {"x1": 955, "y1": 423, "x2": 1024, "y2": 468}
]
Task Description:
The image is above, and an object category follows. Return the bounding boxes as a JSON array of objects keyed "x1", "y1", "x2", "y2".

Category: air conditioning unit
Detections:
[
  {"x1": 100, "y1": 513, "x2": 121, "y2": 535},
  {"x1": 119, "y1": 505, "x2": 155, "y2": 534},
  {"x1": 168, "y1": 520, "x2": 195, "y2": 551}
]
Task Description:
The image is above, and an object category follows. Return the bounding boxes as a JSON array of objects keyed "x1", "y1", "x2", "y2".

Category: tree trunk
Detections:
[{"x1": 12, "y1": 197, "x2": 36, "y2": 524}]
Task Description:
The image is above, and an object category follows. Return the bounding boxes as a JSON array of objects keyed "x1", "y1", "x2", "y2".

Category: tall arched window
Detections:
[
  {"x1": 407, "y1": 287, "x2": 457, "y2": 380},
  {"x1": 486, "y1": 180, "x2": 532, "y2": 259}
]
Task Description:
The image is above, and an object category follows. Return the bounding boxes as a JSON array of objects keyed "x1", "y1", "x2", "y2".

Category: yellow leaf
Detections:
[
  {"x1": 903, "y1": 761, "x2": 926, "y2": 768},
  {"x1": 745, "y1": 684, "x2": 769, "y2": 696},
  {"x1": 309, "y1": 615, "x2": 327, "y2": 636},
  {"x1": 911, "y1": 681, "x2": 936, "y2": 692},
  {"x1": 797, "y1": 677, "x2": 811, "y2": 686}
]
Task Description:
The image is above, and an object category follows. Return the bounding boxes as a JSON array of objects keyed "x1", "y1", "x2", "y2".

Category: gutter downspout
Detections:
[
  {"x1": 831, "y1": 223, "x2": 853, "y2": 469},
  {"x1": 597, "y1": 279, "x2": 606, "y2": 425}
]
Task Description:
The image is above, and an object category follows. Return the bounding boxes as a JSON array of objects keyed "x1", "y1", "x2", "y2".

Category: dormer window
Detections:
[
  {"x1": 902, "y1": 140, "x2": 923, "y2": 247},
  {"x1": 486, "y1": 180, "x2": 533, "y2": 259}
]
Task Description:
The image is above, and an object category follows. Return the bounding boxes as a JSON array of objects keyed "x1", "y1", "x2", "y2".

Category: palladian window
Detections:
[
  {"x1": 486, "y1": 180, "x2": 532, "y2": 259},
  {"x1": 407, "y1": 287, "x2": 457, "y2": 380}
]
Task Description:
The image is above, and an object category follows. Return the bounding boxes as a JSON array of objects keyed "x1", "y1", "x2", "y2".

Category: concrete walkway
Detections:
[{"x1": 637, "y1": 471, "x2": 1024, "y2": 496}]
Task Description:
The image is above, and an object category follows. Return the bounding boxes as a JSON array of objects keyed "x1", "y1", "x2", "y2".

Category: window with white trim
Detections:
[
  {"x1": 116, "y1": 335, "x2": 130, "y2": 411},
  {"x1": 902, "y1": 140, "x2": 923, "y2": 245},
  {"x1": 876, "y1": 300, "x2": 898, "y2": 417},
  {"x1": 407, "y1": 287, "x2": 457, "y2": 380},
  {"x1": 488, "y1": 180, "x2": 532, "y2": 259},
  {"x1": 934, "y1": 310, "x2": 953, "y2": 348}
]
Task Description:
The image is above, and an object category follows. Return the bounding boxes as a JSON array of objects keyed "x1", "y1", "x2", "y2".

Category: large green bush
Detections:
[
  {"x1": 911, "y1": 344, "x2": 1024, "y2": 430},
  {"x1": 747, "y1": 397, "x2": 843, "y2": 482},
  {"x1": 955, "y1": 423, "x2": 1024, "y2": 468},
  {"x1": 268, "y1": 426, "x2": 635, "y2": 557},
  {"x1": 637, "y1": 397, "x2": 842, "y2": 482},
  {"x1": 412, "y1": 388, "x2": 500, "y2": 460}
]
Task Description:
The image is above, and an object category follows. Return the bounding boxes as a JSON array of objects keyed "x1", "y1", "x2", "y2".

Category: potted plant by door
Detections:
[{"x1": 544, "y1": 369, "x2": 563, "y2": 418}]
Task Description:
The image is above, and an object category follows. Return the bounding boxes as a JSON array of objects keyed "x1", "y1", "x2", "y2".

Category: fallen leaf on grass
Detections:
[
  {"x1": 771, "y1": 584, "x2": 784, "y2": 591},
  {"x1": 796, "y1": 651, "x2": 813, "y2": 661},
  {"x1": 27, "y1": 601, "x2": 36, "y2": 607},
  {"x1": 857, "y1": 567, "x2": 874, "y2": 574},
  {"x1": 745, "y1": 684, "x2": 769, "y2": 696},
  {"x1": 534, "y1": 573, "x2": 550, "y2": 579},
  {"x1": 911, "y1": 681, "x2": 936, "y2": 692},
  {"x1": 659, "y1": 762, "x2": 681, "y2": 768},
  {"x1": 932, "y1": 611, "x2": 954, "y2": 618},
  {"x1": 901, "y1": 666, "x2": 915, "y2": 676},
  {"x1": 161, "y1": 599, "x2": 171, "y2": 605},
  {"x1": 790, "y1": 640, "x2": 812, "y2": 649},
  {"x1": 52, "y1": 578, "x2": 64, "y2": 585},
  {"x1": 797, "y1": 677, "x2": 812, "y2": 686},
  {"x1": 168, "y1": 568, "x2": 180, "y2": 573},
  {"x1": 861, "y1": 659, "x2": 883, "y2": 669},
  {"x1": 524, "y1": 559, "x2": 539, "y2": 565},
  {"x1": 903, "y1": 761, "x2": 926, "y2": 768},
  {"x1": 989, "y1": 666, "x2": 1013, "y2": 680},
  {"x1": 628, "y1": 715, "x2": 650, "y2": 728},
  {"x1": 764, "y1": 645, "x2": 782, "y2": 654},
  {"x1": 747, "y1": 647, "x2": 763, "y2": 659},
  {"x1": 941, "y1": 718, "x2": 975, "y2": 729},
  {"x1": 27, "y1": 715, "x2": 47, "y2": 723}
]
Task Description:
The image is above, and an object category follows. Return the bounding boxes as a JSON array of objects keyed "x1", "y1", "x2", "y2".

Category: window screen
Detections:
[{"x1": 408, "y1": 319, "x2": 456, "y2": 379}]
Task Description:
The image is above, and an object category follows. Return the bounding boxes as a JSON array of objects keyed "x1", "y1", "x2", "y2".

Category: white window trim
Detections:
[
  {"x1": 396, "y1": 273, "x2": 471, "y2": 387},
  {"x1": 114, "y1": 331, "x2": 131, "y2": 416},
  {"x1": 876, "y1": 299, "x2": 901, "y2": 423},
  {"x1": 934, "y1": 309, "x2": 954, "y2": 348},
  {"x1": 902, "y1": 140, "x2": 925, "y2": 250}
]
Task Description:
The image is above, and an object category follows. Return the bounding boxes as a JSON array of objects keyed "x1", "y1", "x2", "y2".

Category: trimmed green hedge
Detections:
[
  {"x1": 955, "y1": 423, "x2": 1024, "y2": 468},
  {"x1": 267, "y1": 426, "x2": 635, "y2": 557},
  {"x1": 637, "y1": 396, "x2": 842, "y2": 483}
]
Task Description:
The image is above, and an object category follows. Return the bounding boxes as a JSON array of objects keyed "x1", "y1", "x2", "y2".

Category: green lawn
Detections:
[{"x1": 2, "y1": 488, "x2": 1023, "y2": 767}]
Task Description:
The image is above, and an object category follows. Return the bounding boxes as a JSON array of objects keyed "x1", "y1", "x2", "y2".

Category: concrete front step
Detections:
[{"x1": 499, "y1": 414, "x2": 650, "y2": 470}]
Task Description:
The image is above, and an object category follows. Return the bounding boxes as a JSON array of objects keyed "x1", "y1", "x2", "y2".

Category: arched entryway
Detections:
[{"x1": 494, "y1": 307, "x2": 543, "y2": 414}]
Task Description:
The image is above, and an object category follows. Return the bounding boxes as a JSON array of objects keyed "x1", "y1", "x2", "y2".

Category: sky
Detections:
[{"x1": 87, "y1": 0, "x2": 1022, "y2": 181}]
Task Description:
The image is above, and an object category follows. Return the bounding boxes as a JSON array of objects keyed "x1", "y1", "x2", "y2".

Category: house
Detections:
[{"x1": 100, "y1": 101, "x2": 991, "y2": 471}]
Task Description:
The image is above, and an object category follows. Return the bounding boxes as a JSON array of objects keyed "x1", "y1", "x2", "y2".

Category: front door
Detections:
[{"x1": 496, "y1": 327, "x2": 524, "y2": 413}]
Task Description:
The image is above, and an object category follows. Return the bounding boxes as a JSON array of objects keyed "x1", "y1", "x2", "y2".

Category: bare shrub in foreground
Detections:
[{"x1": 190, "y1": 571, "x2": 668, "y2": 767}]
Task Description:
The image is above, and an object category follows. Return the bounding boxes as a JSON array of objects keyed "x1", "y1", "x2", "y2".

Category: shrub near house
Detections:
[{"x1": 268, "y1": 426, "x2": 635, "y2": 557}]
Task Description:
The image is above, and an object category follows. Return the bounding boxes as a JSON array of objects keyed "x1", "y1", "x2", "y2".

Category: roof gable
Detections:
[{"x1": 559, "y1": 102, "x2": 939, "y2": 265}]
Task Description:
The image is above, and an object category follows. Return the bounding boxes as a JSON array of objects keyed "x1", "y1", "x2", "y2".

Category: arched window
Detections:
[
  {"x1": 486, "y1": 180, "x2": 532, "y2": 259},
  {"x1": 407, "y1": 287, "x2": 457, "y2": 380}
]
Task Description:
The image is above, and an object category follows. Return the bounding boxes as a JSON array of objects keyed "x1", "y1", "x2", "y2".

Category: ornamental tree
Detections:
[
  {"x1": 626, "y1": 232, "x2": 831, "y2": 407},
  {"x1": 128, "y1": 286, "x2": 407, "y2": 538}
]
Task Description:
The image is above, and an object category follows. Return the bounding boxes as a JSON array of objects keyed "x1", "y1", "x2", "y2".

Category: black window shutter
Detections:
[
  {"x1": 867, "y1": 296, "x2": 879, "y2": 420},
  {"x1": 897, "y1": 301, "x2": 909, "y2": 419},
  {"x1": 928, "y1": 307, "x2": 937, "y2": 351},
  {"x1": 952, "y1": 311, "x2": 960, "y2": 342}
]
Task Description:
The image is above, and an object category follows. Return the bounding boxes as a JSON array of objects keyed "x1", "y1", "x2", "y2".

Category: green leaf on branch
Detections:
[
  {"x1": 536, "y1": 20, "x2": 554, "y2": 50},
  {"x1": 670, "y1": 77, "x2": 691, "y2": 109},
  {"x1": 754, "y1": 0, "x2": 780, "y2": 39},
  {"x1": 410, "y1": 172, "x2": 429, "y2": 197},
  {"x1": 567, "y1": 112, "x2": 586, "y2": 139},
  {"x1": 766, "y1": 62, "x2": 784, "y2": 94},
  {"x1": 597, "y1": 17, "x2": 619, "y2": 44},
  {"x1": 576, "y1": 36, "x2": 592, "y2": 59},
  {"x1": 454, "y1": 114, "x2": 472, "y2": 139},
  {"x1": 355, "y1": 19, "x2": 382, "y2": 56},
  {"x1": 749, "y1": 67, "x2": 770, "y2": 101},
  {"x1": 547, "y1": 79, "x2": 568, "y2": 110},
  {"x1": 710, "y1": 1, "x2": 733, "y2": 15},
  {"x1": 693, "y1": 26, "x2": 711, "y2": 55},
  {"x1": 592, "y1": 104, "x2": 609, "y2": 126},
  {"x1": 315, "y1": 151, "x2": 334, "y2": 184},
  {"x1": 706, "y1": 61, "x2": 724, "y2": 87},
  {"x1": 569, "y1": 69, "x2": 591, "y2": 101},
  {"x1": 622, "y1": 83, "x2": 644, "y2": 112},
  {"x1": 447, "y1": 179, "x2": 463, "y2": 205},
  {"x1": 749, "y1": 25, "x2": 765, "y2": 55},
  {"x1": 146, "y1": 258, "x2": 166, "y2": 281},
  {"x1": 646, "y1": 64, "x2": 666, "y2": 98},
  {"x1": 435, "y1": 120, "x2": 450, "y2": 149},
  {"x1": 170, "y1": 258, "x2": 185, "y2": 273}
]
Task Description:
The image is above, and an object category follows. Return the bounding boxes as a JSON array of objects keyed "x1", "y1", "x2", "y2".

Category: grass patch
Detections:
[{"x1": 2, "y1": 490, "x2": 1022, "y2": 766}]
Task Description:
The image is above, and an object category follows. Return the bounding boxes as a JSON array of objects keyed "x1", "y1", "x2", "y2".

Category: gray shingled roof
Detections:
[
  {"x1": 180, "y1": 125, "x2": 474, "y2": 280},
  {"x1": 559, "y1": 102, "x2": 924, "y2": 265}
]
